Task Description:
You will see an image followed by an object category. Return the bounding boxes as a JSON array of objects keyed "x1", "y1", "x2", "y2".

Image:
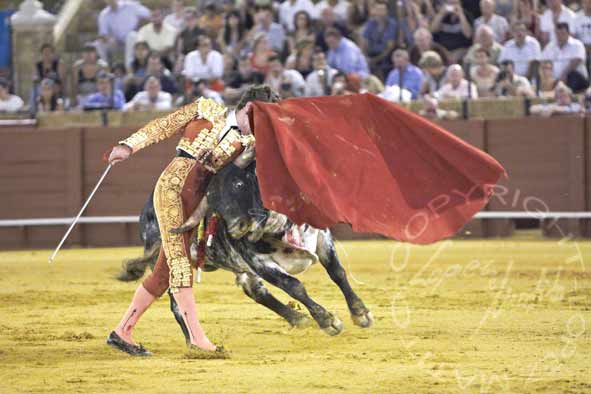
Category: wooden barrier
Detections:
[
  {"x1": 1, "y1": 116, "x2": 590, "y2": 249},
  {"x1": 486, "y1": 117, "x2": 587, "y2": 237}
]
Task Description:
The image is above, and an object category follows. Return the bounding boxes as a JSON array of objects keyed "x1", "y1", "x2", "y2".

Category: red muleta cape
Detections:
[{"x1": 251, "y1": 93, "x2": 506, "y2": 244}]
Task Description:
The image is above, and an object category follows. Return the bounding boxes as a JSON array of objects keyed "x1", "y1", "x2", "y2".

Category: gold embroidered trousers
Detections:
[{"x1": 143, "y1": 157, "x2": 212, "y2": 296}]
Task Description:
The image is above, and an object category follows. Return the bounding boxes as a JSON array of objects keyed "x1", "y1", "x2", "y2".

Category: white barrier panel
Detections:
[
  {"x1": 0, "y1": 212, "x2": 590, "y2": 227},
  {"x1": 0, "y1": 216, "x2": 140, "y2": 227}
]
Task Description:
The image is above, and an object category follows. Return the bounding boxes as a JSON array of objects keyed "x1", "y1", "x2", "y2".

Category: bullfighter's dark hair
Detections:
[{"x1": 236, "y1": 85, "x2": 281, "y2": 110}]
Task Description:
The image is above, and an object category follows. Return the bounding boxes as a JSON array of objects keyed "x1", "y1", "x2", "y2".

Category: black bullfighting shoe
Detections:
[{"x1": 106, "y1": 331, "x2": 152, "y2": 357}]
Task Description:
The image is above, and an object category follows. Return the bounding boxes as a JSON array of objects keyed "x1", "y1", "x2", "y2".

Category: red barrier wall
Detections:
[{"x1": 1, "y1": 116, "x2": 590, "y2": 249}]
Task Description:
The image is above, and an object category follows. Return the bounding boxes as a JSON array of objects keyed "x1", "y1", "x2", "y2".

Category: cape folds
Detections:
[{"x1": 251, "y1": 93, "x2": 506, "y2": 244}]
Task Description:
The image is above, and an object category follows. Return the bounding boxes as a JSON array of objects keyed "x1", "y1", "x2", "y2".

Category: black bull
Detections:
[{"x1": 119, "y1": 162, "x2": 373, "y2": 335}]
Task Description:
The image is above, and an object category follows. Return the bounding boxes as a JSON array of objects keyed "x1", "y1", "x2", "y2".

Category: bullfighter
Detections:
[{"x1": 105, "y1": 85, "x2": 280, "y2": 357}]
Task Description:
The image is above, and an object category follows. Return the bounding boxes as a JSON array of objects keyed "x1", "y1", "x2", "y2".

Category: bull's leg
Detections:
[
  {"x1": 248, "y1": 256, "x2": 343, "y2": 336},
  {"x1": 235, "y1": 273, "x2": 311, "y2": 328},
  {"x1": 317, "y1": 231, "x2": 374, "y2": 328}
]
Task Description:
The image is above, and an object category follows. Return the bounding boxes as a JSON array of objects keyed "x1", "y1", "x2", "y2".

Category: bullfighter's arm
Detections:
[
  {"x1": 119, "y1": 97, "x2": 227, "y2": 154},
  {"x1": 118, "y1": 100, "x2": 199, "y2": 153}
]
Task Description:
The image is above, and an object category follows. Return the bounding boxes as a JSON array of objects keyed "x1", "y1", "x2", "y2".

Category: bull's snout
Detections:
[{"x1": 227, "y1": 217, "x2": 251, "y2": 239}]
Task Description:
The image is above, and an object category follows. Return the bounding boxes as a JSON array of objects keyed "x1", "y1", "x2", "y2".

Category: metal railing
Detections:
[{"x1": 0, "y1": 212, "x2": 590, "y2": 228}]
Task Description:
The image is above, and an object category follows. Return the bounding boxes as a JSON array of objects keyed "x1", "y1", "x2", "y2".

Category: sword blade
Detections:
[{"x1": 48, "y1": 164, "x2": 113, "y2": 263}]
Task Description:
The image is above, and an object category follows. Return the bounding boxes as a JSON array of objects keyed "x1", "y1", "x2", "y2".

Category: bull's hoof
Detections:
[
  {"x1": 351, "y1": 310, "x2": 374, "y2": 328},
  {"x1": 321, "y1": 315, "x2": 344, "y2": 336},
  {"x1": 289, "y1": 313, "x2": 312, "y2": 329}
]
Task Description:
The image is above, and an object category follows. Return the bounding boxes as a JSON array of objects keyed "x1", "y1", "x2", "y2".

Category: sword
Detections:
[{"x1": 48, "y1": 164, "x2": 113, "y2": 263}]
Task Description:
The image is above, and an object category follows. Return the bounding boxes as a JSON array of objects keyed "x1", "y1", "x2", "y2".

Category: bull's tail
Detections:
[{"x1": 116, "y1": 241, "x2": 161, "y2": 282}]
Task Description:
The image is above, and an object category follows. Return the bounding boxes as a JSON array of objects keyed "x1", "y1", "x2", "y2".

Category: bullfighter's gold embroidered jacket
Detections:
[{"x1": 119, "y1": 97, "x2": 254, "y2": 172}]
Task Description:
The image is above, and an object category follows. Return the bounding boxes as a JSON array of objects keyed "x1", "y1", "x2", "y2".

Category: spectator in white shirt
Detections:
[
  {"x1": 436, "y1": 64, "x2": 479, "y2": 99},
  {"x1": 124, "y1": 76, "x2": 173, "y2": 111},
  {"x1": 542, "y1": 22, "x2": 589, "y2": 93},
  {"x1": 96, "y1": 0, "x2": 150, "y2": 62},
  {"x1": 265, "y1": 55, "x2": 306, "y2": 98},
  {"x1": 315, "y1": 0, "x2": 349, "y2": 23},
  {"x1": 305, "y1": 51, "x2": 338, "y2": 96},
  {"x1": 539, "y1": 0, "x2": 576, "y2": 45},
  {"x1": 136, "y1": 9, "x2": 178, "y2": 55},
  {"x1": 182, "y1": 35, "x2": 224, "y2": 82},
  {"x1": 498, "y1": 21, "x2": 541, "y2": 77},
  {"x1": 379, "y1": 85, "x2": 413, "y2": 103},
  {"x1": 279, "y1": 0, "x2": 317, "y2": 32},
  {"x1": 0, "y1": 78, "x2": 24, "y2": 113},
  {"x1": 573, "y1": 0, "x2": 591, "y2": 47},
  {"x1": 474, "y1": 0, "x2": 510, "y2": 43},
  {"x1": 164, "y1": 0, "x2": 186, "y2": 31}
]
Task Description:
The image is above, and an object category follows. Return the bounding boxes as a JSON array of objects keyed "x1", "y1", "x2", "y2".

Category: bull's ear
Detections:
[{"x1": 234, "y1": 146, "x2": 255, "y2": 169}]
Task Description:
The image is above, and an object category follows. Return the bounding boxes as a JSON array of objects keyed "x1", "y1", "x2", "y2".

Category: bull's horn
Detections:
[
  {"x1": 234, "y1": 146, "x2": 255, "y2": 169},
  {"x1": 169, "y1": 196, "x2": 209, "y2": 234}
]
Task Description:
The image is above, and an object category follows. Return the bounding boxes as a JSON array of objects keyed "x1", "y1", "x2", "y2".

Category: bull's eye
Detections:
[{"x1": 233, "y1": 180, "x2": 245, "y2": 191}]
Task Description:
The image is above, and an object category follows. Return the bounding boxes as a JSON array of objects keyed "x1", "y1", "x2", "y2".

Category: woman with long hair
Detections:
[
  {"x1": 219, "y1": 10, "x2": 246, "y2": 57},
  {"x1": 348, "y1": 0, "x2": 371, "y2": 33},
  {"x1": 512, "y1": 0, "x2": 540, "y2": 38},
  {"x1": 128, "y1": 41, "x2": 152, "y2": 77},
  {"x1": 35, "y1": 43, "x2": 66, "y2": 96},
  {"x1": 533, "y1": 60, "x2": 558, "y2": 98},
  {"x1": 36, "y1": 78, "x2": 65, "y2": 113},
  {"x1": 124, "y1": 42, "x2": 152, "y2": 101},
  {"x1": 469, "y1": 48, "x2": 499, "y2": 97},
  {"x1": 287, "y1": 11, "x2": 316, "y2": 54},
  {"x1": 72, "y1": 43, "x2": 108, "y2": 105}
]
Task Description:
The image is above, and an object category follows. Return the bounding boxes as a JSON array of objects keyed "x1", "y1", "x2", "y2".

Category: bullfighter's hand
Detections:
[{"x1": 108, "y1": 145, "x2": 132, "y2": 165}]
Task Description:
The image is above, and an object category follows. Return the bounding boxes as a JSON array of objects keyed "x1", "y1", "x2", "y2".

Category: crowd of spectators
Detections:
[{"x1": 3, "y1": 0, "x2": 591, "y2": 118}]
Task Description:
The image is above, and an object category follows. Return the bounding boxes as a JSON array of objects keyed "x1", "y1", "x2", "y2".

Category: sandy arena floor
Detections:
[{"x1": 0, "y1": 238, "x2": 590, "y2": 393}]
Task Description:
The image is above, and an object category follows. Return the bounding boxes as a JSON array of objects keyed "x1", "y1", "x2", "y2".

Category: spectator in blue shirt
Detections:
[
  {"x1": 385, "y1": 49, "x2": 424, "y2": 99},
  {"x1": 253, "y1": 4, "x2": 286, "y2": 54},
  {"x1": 325, "y1": 28, "x2": 369, "y2": 76},
  {"x1": 361, "y1": 0, "x2": 397, "y2": 80},
  {"x1": 83, "y1": 72, "x2": 125, "y2": 110}
]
